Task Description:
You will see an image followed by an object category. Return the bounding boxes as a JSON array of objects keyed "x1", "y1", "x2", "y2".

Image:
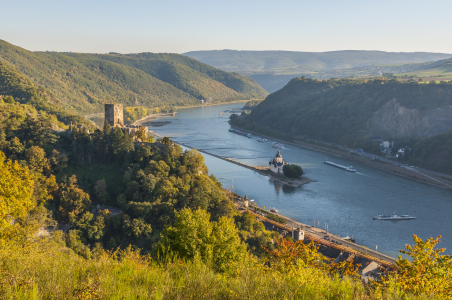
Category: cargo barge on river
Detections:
[
  {"x1": 228, "y1": 128, "x2": 252, "y2": 138},
  {"x1": 323, "y1": 159, "x2": 357, "y2": 172}
]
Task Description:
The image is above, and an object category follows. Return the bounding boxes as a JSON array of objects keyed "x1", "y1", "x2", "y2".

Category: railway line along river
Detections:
[{"x1": 140, "y1": 102, "x2": 452, "y2": 257}]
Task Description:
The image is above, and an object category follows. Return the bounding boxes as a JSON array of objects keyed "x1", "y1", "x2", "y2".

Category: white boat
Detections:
[
  {"x1": 269, "y1": 207, "x2": 278, "y2": 213},
  {"x1": 271, "y1": 142, "x2": 284, "y2": 148},
  {"x1": 373, "y1": 213, "x2": 416, "y2": 220},
  {"x1": 257, "y1": 138, "x2": 267, "y2": 142}
]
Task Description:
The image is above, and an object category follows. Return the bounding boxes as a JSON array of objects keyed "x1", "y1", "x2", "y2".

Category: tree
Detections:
[
  {"x1": 19, "y1": 115, "x2": 57, "y2": 146},
  {"x1": 57, "y1": 175, "x2": 91, "y2": 221},
  {"x1": 157, "y1": 208, "x2": 246, "y2": 272},
  {"x1": 283, "y1": 164, "x2": 303, "y2": 178},
  {"x1": 0, "y1": 151, "x2": 35, "y2": 230},
  {"x1": 134, "y1": 126, "x2": 154, "y2": 143},
  {"x1": 94, "y1": 179, "x2": 109, "y2": 204},
  {"x1": 383, "y1": 234, "x2": 452, "y2": 297},
  {"x1": 4, "y1": 96, "x2": 14, "y2": 104},
  {"x1": 24, "y1": 146, "x2": 47, "y2": 173}
]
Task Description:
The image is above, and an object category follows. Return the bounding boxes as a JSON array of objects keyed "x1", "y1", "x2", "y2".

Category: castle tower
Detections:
[{"x1": 105, "y1": 104, "x2": 124, "y2": 127}]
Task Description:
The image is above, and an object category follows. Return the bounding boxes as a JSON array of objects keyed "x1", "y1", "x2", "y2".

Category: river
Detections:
[{"x1": 145, "y1": 102, "x2": 452, "y2": 257}]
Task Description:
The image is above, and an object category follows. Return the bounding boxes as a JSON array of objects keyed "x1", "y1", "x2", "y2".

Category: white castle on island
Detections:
[{"x1": 269, "y1": 151, "x2": 287, "y2": 174}]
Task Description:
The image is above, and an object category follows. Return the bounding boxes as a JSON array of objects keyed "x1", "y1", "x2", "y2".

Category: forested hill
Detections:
[
  {"x1": 0, "y1": 61, "x2": 90, "y2": 127},
  {"x1": 232, "y1": 77, "x2": 452, "y2": 149},
  {"x1": 0, "y1": 40, "x2": 267, "y2": 114}
]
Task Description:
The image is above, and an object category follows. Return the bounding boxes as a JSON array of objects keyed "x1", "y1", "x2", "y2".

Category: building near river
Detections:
[
  {"x1": 269, "y1": 151, "x2": 287, "y2": 174},
  {"x1": 105, "y1": 104, "x2": 124, "y2": 127},
  {"x1": 104, "y1": 103, "x2": 147, "y2": 140}
]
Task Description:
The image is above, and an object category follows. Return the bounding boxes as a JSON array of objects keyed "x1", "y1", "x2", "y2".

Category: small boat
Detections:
[
  {"x1": 257, "y1": 138, "x2": 267, "y2": 142},
  {"x1": 373, "y1": 213, "x2": 416, "y2": 220},
  {"x1": 271, "y1": 142, "x2": 284, "y2": 148},
  {"x1": 269, "y1": 207, "x2": 278, "y2": 213},
  {"x1": 342, "y1": 236, "x2": 356, "y2": 243}
]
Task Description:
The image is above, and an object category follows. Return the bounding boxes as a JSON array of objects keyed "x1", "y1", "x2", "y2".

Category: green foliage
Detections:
[
  {"x1": 0, "y1": 151, "x2": 35, "y2": 230},
  {"x1": 409, "y1": 128, "x2": 452, "y2": 173},
  {"x1": 283, "y1": 164, "x2": 303, "y2": 178},
  {"x1": 244, "y1": 99, "x2": 264, "y2": 109},
  {"x1": 380, "y1": 234, "x2": 452, "y2": 298},
  {"x1": 123, "y1": 105, "x2": 175, "y2": 124},
  {"x1": 0, "y1": 62, "x2": 92, "y2": 127},
  {"x1": 253, "y1": 207, "x2": 287, "y2": 224},
  {"x1": 58, "y1": 175, "x2": 91, "y2": 222},
  {"x1": 157, "y1": 208, "x2": 247, "y2": 272}
]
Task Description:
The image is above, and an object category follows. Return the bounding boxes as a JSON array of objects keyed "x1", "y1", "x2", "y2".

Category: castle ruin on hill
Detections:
[
  {"x1": 105, "y1": 103, "x2": 146, "y2": 138},
  {"x1": 105, "y1": 103, "x2": 124, "y2": 127}
]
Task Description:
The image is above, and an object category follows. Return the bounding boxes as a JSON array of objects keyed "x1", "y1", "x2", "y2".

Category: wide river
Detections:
[{"x1": 147, "y1": 103, "x2": 452, "y2": 257}]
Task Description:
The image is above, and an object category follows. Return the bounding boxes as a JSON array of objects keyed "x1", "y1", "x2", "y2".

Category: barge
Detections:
[{"x1": 323, "y1": 159, "x2": 357, "y2": 172}]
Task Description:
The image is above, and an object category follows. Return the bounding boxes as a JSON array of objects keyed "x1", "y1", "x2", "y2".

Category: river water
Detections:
[{"x1": 147, "y1": 103, "x2": 452, "y2": 257}]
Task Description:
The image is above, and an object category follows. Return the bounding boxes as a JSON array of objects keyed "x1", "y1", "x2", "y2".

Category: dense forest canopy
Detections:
[
  {"x1": 0, "y1": 39, "x2": 267, "y2": 114},
  {"x1": 0, "y1": 62, "x2": 92, "y2": 128}
]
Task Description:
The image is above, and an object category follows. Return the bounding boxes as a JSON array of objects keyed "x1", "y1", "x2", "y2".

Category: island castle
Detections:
[{"x1": 269, "y1": 151, "x2": 287, "y2": 174}]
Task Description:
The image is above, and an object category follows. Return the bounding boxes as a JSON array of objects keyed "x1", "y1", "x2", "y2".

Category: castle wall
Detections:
[{"x1": 105, "y1": 104, "x2": 124, "y2": 127}]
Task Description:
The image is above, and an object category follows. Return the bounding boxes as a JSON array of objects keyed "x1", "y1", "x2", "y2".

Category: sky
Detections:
[{"x1": 1, "y1": 0, "x2": 452, "y2": 54}]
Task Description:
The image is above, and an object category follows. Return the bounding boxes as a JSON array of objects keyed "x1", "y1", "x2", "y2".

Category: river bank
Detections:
[
  {"x1": 133, "y1": 112, "x2": 177, "y2": 126},
  {"x1": 229, "y1": 124, "x2": 452, "y2": 190}
]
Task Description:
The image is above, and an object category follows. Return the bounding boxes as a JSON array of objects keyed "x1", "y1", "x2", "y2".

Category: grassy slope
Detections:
[
  {"x1": 0, "y1": 40, "x2": 267, "y2": 115},
  {"x1": 396, "y1": 58, "x2": 452, "y2": 78},
  {"x1": 0, "y1": 236, "x2": 382, "y2": 300}
]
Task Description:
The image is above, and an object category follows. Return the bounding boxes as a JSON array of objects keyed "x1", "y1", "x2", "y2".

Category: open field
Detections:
[{"x1": 396, "y1": 65, "x2": 452, "y2": 79}]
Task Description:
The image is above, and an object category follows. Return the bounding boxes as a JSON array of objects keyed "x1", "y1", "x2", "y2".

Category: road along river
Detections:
[{"x1": 141, "y1": 103, "x2": 452, "y2": 257}]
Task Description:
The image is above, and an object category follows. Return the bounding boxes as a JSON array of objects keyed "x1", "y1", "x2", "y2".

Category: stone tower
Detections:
[{"x1": 105, "y1": 104, "x2": 124, "y2": 127}]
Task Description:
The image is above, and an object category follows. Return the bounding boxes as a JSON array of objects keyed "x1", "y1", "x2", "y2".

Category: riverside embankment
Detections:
[{"x1": 231, "y1": 197, "x2": 396, "y2": 268}]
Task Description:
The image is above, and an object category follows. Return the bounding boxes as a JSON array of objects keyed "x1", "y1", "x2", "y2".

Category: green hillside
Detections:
[
  {"x1": 232, "y1": 77, "x2": 452, "y2": 148},
  {"x1": 0, "y1": 40, "x2": 267, "y2": 114},
  {"x1": 396, "y1": 58, "x2": 452, "y2": 80},
  {"x1": 409, "y1": 128, "x2": 452, "y2": 173},
  {"x1": 0, "y1": 61, "x2": 90, "y2": 127}
]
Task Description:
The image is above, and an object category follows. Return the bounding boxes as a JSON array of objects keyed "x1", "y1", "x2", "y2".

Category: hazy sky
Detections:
[{"x1": 2, "y1": 0, "x2": 452, "y2": 54}]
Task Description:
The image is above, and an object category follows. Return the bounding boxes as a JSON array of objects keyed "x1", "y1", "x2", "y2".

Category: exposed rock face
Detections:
[{"x1": 368, "y1": 99, "x2": 452, "y2": 138}]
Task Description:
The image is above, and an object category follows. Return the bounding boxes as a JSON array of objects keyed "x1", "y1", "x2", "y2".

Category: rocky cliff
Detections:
[{"x1": 368, "y1": 99, "x2": 452, "y2": 138}]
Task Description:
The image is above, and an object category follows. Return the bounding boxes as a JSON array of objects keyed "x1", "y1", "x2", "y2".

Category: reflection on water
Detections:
[
  {"x1": 269, "y1": 178, "x2": 296, "y2": 195},
  {"x1": 149, "y1": 103, "x2": 452, "y2": 256}
]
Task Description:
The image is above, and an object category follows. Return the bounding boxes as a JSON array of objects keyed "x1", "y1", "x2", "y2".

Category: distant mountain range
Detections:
[
  {"x1": 0, "y1": 40, "x2": 267, "y2": 115},
  {"x1": 184, "y1": 50, "x2": 452, "y2": 74},
  {"x1": 184, "y1": 50, "x2": 452, "y2": 92}
]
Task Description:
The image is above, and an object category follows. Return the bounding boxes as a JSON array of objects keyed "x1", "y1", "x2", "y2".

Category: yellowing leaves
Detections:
[{"x1": 0, "y1": 151, "x2": 35, "y2": 229}]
